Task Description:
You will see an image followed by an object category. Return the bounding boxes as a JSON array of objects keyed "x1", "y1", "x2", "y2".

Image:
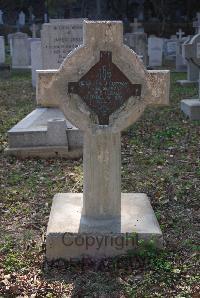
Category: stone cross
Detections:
[
  {"x1": 176, "y1": 28, "x2": 185, "y2": 41},
  {"x1": 184, "y1": 33, "x2": 200, "y2": 82},
  {"x1": 37, "y1": 21, "x2": 170, "y2": 259},
  {"x1": 18, "y1": 11, "x2": 25, "y2": 26},
  {"x1": 130, "y1": 18, "x2": 142, "y2": 33},
  {"x1": 193, "y1": 12, "x2": 200, "y2": 34}
]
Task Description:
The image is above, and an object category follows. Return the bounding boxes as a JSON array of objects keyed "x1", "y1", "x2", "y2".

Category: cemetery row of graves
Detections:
[{"x1": 0, "y1": 17, "x2": 199, "y2": 297}]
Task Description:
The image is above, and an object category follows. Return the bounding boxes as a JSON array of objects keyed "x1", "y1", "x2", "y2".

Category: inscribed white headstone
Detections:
[{"x1": 41, "y1": 19, "x2": 84, "y2": 69}]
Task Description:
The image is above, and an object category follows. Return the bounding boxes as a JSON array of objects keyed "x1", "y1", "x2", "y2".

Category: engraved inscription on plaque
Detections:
[
  {"x1": 68, "y1": 51, "x2": 141, "y2": 125},
  {"x1": 197, "y1": 42, "x2": 200, "y2": 59}
]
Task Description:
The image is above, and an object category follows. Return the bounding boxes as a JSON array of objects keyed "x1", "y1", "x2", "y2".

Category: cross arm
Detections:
[
  {"x1": 146, "y1": 70, "x2": 170, "y2": 106},
  {"x1": 36, "y1": 70, "x2": 59, "y2": 107}
]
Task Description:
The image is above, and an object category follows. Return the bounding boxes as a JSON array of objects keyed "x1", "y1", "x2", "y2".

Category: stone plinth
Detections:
[
  {"x1": 5, "y1": 108, "x2": 83, "y2": 158},
  {"x1": 46, "y1": 193, "x2": 163, "y2": 260},
  {"x1": 181, "y1": 99, "x2": 200, "y2": 120}
]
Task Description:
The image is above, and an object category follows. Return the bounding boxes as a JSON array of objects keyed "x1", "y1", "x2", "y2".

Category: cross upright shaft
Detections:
[{"x1": 83, "y1": 130, "x2": 121, "y2": 219}]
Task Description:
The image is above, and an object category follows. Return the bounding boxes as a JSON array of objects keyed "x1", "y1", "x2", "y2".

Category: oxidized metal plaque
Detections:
[{"x1": 68, "y1": 51, "x2": 141, "y2": 125}]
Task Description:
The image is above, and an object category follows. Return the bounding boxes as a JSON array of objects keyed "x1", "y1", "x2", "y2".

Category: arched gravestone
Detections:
[{"x1": 37, "y1": 21, "x2": 170, "y2": 260}]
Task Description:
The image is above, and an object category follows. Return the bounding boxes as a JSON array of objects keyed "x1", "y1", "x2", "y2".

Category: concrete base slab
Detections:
[
  {"x1": 46, "y1": 193, "x2": 163, "y2": 260},
  {"x1": 176, "y1": 79, "x2": 198, "y2": 87},
  {"x1": 181, "y1": 99, "x2": 200, "y2": 120},
  {"x1": 12, "y1": 65, "x2": 31, "y2": 70},
  {"x1": 6, "y1": 107, "x2": 83, "y2": 158},
  {"x1": 5, "y1": 146, "x2": 82, "y2": 159}
]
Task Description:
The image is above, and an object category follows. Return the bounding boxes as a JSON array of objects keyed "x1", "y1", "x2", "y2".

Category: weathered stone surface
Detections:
[
  {"x1": 175, "y1": 36, "x2": 189, "y2": 72},
  {"x1": 46, "y1": 193, "x2": 163, "y2": 260},
  {"x1": 11, "y1": 32, "x2": 30, "y2": 69},
  {"x1": 41, "y1": 21, "x2": 169, "y2": 260},
  {"x1": 41, "y1": 19, "x2": 84, "y2": 69},
  {"x1": 177, "y1": 33, "x2": 200, "y2": 85},
  {"x1": 164, "y1": 38, "x2": 177, "y2": 61},
  {"x1": 6, "y1": 108, "x2": 83, "y2": 158},
  {"x1": 181, "y1": 99, "x2": 200, "y2": 120},
  {"x1": 124, "y1": 32, "x2": 148, "y2": 65},
  {"x1": 148, "y1": 36, "x2": 163, "y2": 67},
  {"x1": 37, "y1": 23, "x2": 169, "y2": 131},
  {"x1": 0, "y1": 36, "x2": 5, "y2": 64},
  {"x1": 31, "y1": 40, "x2": 42, "y2": 87}
]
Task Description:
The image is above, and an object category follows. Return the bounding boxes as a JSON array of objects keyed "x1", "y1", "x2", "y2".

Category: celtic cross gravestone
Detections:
[
  {"x1": 37, "y1": 21, "x2": 170, "y2": 260},
  {"x1": 177, "y1": 32, "x2": 200, "y2": 86}
]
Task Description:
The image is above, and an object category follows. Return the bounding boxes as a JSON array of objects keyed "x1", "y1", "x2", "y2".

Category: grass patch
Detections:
[{"x1": 0, "y1": 70, "x2": 199, "y2": 297}]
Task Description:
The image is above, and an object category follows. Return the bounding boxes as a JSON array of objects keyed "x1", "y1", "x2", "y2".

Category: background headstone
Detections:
[
  {"x1": 11, "y1": 32, "x2": 30, "y2": 69},
  {"x1": 124, "y1": 32, "x2": 148, "y2": 65},
  {"x1": 181, "y1": 71, "x2": 200, "y2": 120},
  {"x1": 41, "y1": 18, "x2": 84, "y2": 69},
  {"x1": 18, "y1": 11, "x2": 25, "y2": 27},
  {"x1": 165, "y1": 37, "x2": 177, "y2": 61},
  {"x1": 175, "y1": 30, "x2": 187, "y2": 72},
  {"x1": 31, "y1": 40, "x2": 42, "y2": 87},
  {"x1": 0, "y1": 9, "x2": 3, "y2": 25},
  {"x1": 130, "y1": 18, "x2": 144, "y2": 33},
  {"x1": 0, "y1": 36, "x2": 5, "y2": 64},
  {"x1": 193, "y1": 12, "x2": 200, "y2": 34},
  {"x1": 185, "y1": 33, "x2": 200, "y2": 81},
  {"x1": 148, "y1": 36, "x2": 163, "y2": 66}
]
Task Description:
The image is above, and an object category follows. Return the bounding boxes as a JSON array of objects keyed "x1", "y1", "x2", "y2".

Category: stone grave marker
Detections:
[
  {"x1": 176, "y1": 37, "x2": 188, "y2": 72},
  {"x1": 124, "y1": 32, "x2": 148, "y2": 65},
  {"x1": 37, "y1": 21, "x2": 170, "y2": 260},
  {"x1": 175, "y1": 29, "x2": 187, "y2": 72},
  {"x1": 148, "y1": 36, "x2": 163, "y2": 67},
  {"x1": 177, "y1": 33, "x2": 200, "y2": 86},
  {"x1": 182, "y1": 36, "x2": 192, "y2": 63},
  {"x1": 0, "y1": 36, "x2": 5, "y2": 64},
  {"x1": 193, "y1": 12, "x2": 200, "y2": 34},
  {"x1": 11, "y1": 32, "x2": 30, "y2": 69},
  {"x1": 176, "y1": 28, "x2": 185, "y2": 41},
  {"x1": 41, "y1": 18, "x2": 84, "y2": 69},
  {"x1": 28, "y1": 37, "x2": 40, "y2": 66},
  {"x1": 31, "y1": 40, "x2": 42, "y2": 87},
  {"x1": 18, "y1": 11, "x2": 25, "y2": 27},
  {"x1": 165, "y1": 37, "x2": 177, "y2": 61},
  {"x1": 0, "y1": 10, "x2": 3, "y2": 25},
  {"x1": 130, "y1": 18, "x2": 143, "y2": 33},
  {"x1": 181, "y1": 74, "x2": 200, "y2": 120},
  {"x1": 8, "y1": 33, "x2": 15, "y2": 56},
  {"x1": 6, "y1": 19, "x2": 85, "y2": 158}
]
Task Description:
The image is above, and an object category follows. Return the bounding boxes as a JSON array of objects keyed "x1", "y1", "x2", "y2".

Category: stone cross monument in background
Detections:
[{"x1": 37, "y1": 21, "x2": 170, "y2": 260}]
